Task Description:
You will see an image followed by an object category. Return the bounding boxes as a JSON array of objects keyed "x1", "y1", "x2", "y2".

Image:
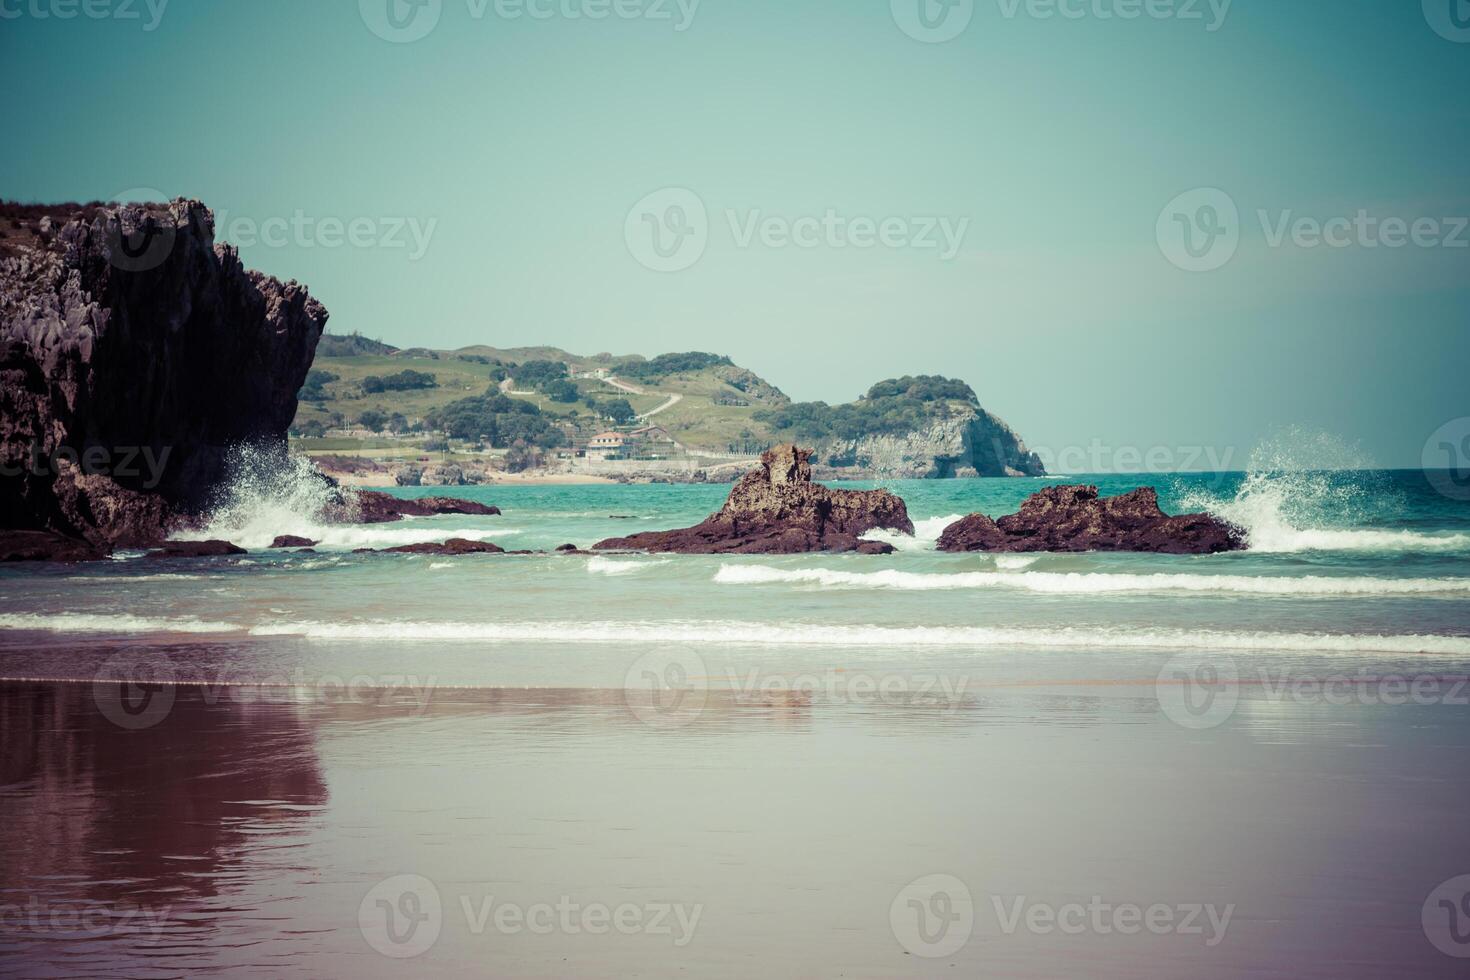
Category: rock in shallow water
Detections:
[
  {"x1": 145, "y1": 540, "x2": 247, "y2": 559},
  {"x1": 380, "y1": 538, "x2": 505, "y2": 556},
  {"x1": 328, "y1": 490, "x2": 501, "y2": 524},
  {"x1": 270, "y1": 534, "x2": 318, "y2": 548},
  {"x1": 593, "y1": 445, "x2": 912, "y2": 554},
  {"x1": 936, "y1": 485, "x2": 1244, "y2": 554},
  {"x1": 0, "y1": 530, "x2": 108, "y2": 563}
]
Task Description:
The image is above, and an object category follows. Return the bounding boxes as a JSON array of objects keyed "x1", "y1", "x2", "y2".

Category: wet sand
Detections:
[{"x1": 2, "y1": 678, "x2": 1468, "y2": 977}]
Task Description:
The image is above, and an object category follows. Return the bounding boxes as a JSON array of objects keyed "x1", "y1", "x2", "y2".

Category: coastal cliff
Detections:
[
  {"x1": 815, "y1": 404, "x2": 1044, "y2": 480},
  {"x1": 0, "y1": 199, "x2": 328, "y2": 551}
]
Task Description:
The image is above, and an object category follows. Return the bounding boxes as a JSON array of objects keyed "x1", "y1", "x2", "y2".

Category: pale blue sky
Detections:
[{"x1": 4, "y1": 0, "x2": 1468, "y2": 467}]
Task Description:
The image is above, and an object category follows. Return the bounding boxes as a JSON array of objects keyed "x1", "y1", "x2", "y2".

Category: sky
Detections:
[{"x1": 4, "y1": 0, "x2": 1468, "y2": 469}]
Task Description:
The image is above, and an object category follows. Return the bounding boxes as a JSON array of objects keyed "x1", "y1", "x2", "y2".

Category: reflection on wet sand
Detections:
[{"x1": 3, "y1": 678, "x2": 1469, "y2": 978}]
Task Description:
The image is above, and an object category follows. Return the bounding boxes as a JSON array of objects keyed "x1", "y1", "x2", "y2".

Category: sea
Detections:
[{"x1": 2, "y1": 458, "x2": 1469, "y2": 977}]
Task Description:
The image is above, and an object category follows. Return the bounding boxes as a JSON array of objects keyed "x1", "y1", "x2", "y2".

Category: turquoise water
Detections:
[
  {"x1": 1, "y1": 470, "x2": 1468, "y2": 688},
  {"x1": 3, "y1": 469, "x2": 1470, "y2": 977}
]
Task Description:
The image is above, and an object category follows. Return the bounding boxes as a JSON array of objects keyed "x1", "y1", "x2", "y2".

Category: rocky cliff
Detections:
[
  {"x1": 1, "y1": 199, "x2": 328, "y2": 551},
  {"x1": 814, "y1": 405, "x2": 1045, "y2": 480}
]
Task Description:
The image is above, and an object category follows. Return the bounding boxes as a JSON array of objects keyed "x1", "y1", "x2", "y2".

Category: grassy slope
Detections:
[{"x1": 294, "y1": 345, "x2": 787, "y2": 452}]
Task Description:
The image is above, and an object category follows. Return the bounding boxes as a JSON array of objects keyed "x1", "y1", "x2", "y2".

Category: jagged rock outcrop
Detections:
[
  {"x1": 937, "y1": 485, "x2": 1245, "y2": 554},
  {"x1": 329, "y1": 490, "x2": 501, "y2": 524},
  {"x1": 0, "y1": 530, "x2": 107, "y2": 563},
  {"x1": 594, "y1": 444, "x2": 912, "y2": 554},
  {"x1": 1, "y1": 199, "x2": 327, "y2": 552},
  {"x1": 816, "y1": 406, "x2": 1045, "y2": 480}
]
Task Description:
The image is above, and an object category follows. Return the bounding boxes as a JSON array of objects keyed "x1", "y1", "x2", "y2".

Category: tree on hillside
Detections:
[
  {"x1": 545, "y1": 378, "x2": 580, "y2": 403},
  {"x1": 358, "y1": 409, "x2": 387, "y2": 432}
]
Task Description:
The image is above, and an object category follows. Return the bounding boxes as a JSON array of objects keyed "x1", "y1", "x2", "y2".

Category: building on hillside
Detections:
[
  {"x1": 625, "y1": 425, "x2": 678, "y2": 458},
  {"x1": 585, "y1": 431, "x2": 626, "y2": 461}
]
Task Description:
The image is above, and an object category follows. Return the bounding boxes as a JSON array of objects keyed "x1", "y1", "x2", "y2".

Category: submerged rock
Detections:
[
  {"x1": 937, "y1": 485, "x2": 1244, "y2": 554},
  {"x1": 593, "y1": 445, "x2": 913, "y2": 554},
  {"x1": 380, "y1": 538, "x2": 505, "y2": 556},
  {"x1": 145, "y1": 539, "x2": 247, "y2": 559},
  {"x1": 329, "y1": 490, "x2": 501, "y2": 524}
]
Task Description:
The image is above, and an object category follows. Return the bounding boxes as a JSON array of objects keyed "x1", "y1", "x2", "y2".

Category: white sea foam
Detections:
[
  {"x1": 586, "y1": 556, "x2": 671, "y2": 576},
  {"x1": 994, "y1": 555, "x2": 1041, "y2": 570},
  {"x1": 861, "y1": 514, "x2": 966, "y2": 552},
  {"x1": 1182, "y1": 431, "x2": 1470, "y2": 554},
  {"x1": 173, "y1": 445, "x2": 510, "y2": 551},
  {"x1": 711, "y1": 565, "x2": 1470, "y2": 596},
  {"x1": 243, "y1": 619, "x2": 1470, "y2": 655},
  {"x1": 0, "y1": 613, "x2": 241, "y2": 634},
  {"x1": 5, "y1": 611, "x2": 1463, "y2": 655}
]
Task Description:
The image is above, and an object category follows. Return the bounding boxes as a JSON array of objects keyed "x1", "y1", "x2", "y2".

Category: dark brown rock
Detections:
[
  {"x1": 380, "y1": 538, "x2": 505, "y2": 556},
  {"x1": 937, "y1": 485, "x2": 1245, "y2": 554},
  {"x1": 145, "y1": 539, "x2": 247, "y2": 559},
  {"x1": 594, "y1": 445, "x2": 913, "y2": 554},
  {"x1": 270, "y1": 534, "x2": 318, "y2": 548},
  {"x1": 1, "y1": 199, "x2": 327, "y2": 548},
  {"x1": 0, "y1": 530, "x2": 107, "y2": 562},
  {"x1": 328, "y1": 490, "x2": 501, "y2": 524}
]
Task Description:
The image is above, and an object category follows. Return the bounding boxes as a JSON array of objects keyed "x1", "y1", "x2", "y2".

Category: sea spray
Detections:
[
  {"x1": 179, "y1": 443, "x2": 337, "y2": 550},
  {"x1": 1177, "y1": 429, "x2": 1468, "y2": 552}
]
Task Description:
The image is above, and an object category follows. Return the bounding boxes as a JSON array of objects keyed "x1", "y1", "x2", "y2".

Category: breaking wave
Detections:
[
  {"x1": 174, "y1": 444, "x2": 509, "y2": 550},
  {"x1": 1182, "y1": 430, "x2": 1470, "y2": 553},
  {"x1": 712, "y1": 565, "x2": 1470, "y2": 596},
  {"x1": 242, "y1": 619, "x2": 1470, "y2": 654},
  {"x1": 0, "y1": 613, "x2": 240, "y2": 634},
  {"x1": 586, "y1": 556, "x2": 671, "y2": 576},
  {"x1": 861, "y1": 514, "x2": 967, "y2": 552}
]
